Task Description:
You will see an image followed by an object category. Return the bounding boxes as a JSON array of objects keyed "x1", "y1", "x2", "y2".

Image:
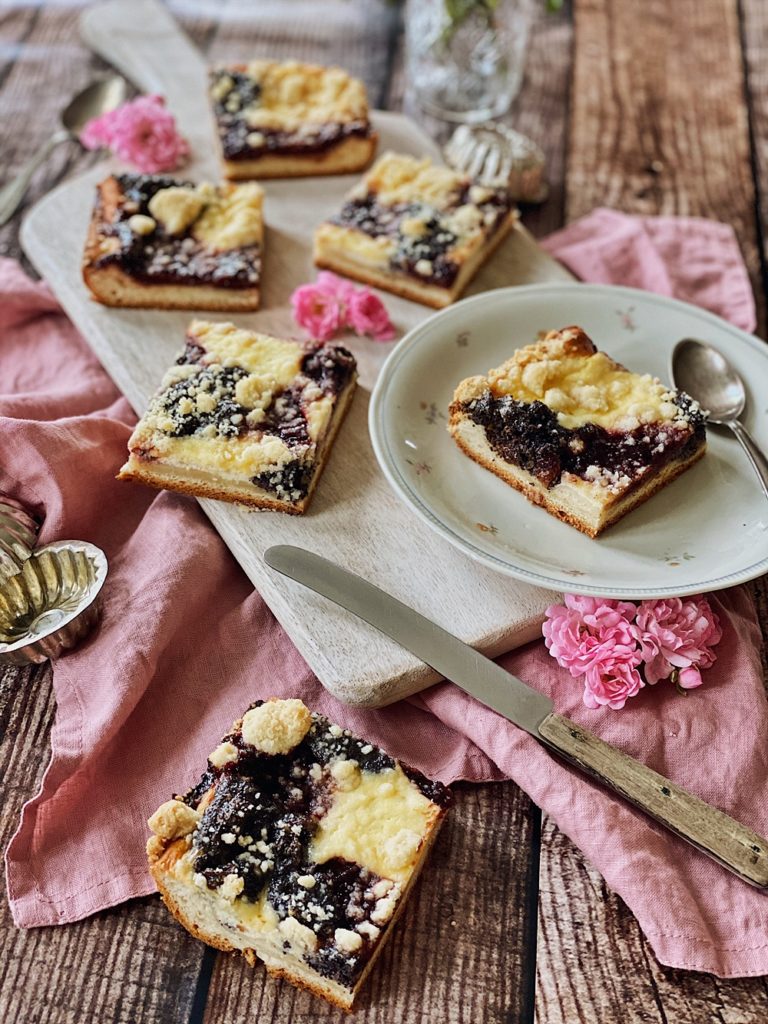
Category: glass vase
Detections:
[{"x1": 405, "y1": 0, "x2": 534, "y2": 124}]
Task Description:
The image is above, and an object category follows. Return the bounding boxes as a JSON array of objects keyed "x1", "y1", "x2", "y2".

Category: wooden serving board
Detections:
[{"x1": 21, "y1": 0, "x2": 572, "y2": 707}]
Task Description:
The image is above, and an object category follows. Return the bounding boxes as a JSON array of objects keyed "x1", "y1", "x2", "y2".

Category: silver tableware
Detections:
[
  {"x1": 443, "y1": 122, "x2": 548, "y2": 203},
  {"x1": 671, "y1": 338, "x2": 768, "y2": 500},
  {"x1": 0, "y1": 495, "x2": 40, "y2": 585},
  {"x1": 0, "y1": 541, "x2": 108, "y2": 666},
  {"x1": 0, "y1": 74, "x2": 127, "y2": 227}
]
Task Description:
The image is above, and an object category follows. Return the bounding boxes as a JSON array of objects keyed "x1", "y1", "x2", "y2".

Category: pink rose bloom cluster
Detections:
[
  {"x1": 291, "y1": 272, "x2": 396, "y2": 343},
  {"x1": 542, "y1": 594, "x2": 722, "y2": 710},
  {"x1": 80, "y1": 95, "x2": 189, "y2": 174}
]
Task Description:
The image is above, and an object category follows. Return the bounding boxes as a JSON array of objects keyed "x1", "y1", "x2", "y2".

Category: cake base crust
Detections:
[
  {"x1": 149, "y1": 814, "x2": 445, "y2": 1012},
  {"x1": 222, "y1": 133, "x2": 378, "y2": 180},
  {"x1": 118, "y1": 376, "x2": 356, "y2": 513},
  {"x1": 314, "y1": 212, "x2": 516, "y2": 308},
  {"x1": 82, "y1": 261, "x2": 261, "y2": 311},
  {"x1": 449, "y1": 413, "x2": 706, "y2": 537}
]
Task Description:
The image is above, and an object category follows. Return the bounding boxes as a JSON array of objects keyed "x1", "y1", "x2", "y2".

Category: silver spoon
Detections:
[
  {"x1": 671, "y1": 338, "x2": 768, "y2": 500},
  {"x1": 0, "y1": 75, "x2": 127, "y2": 228}
]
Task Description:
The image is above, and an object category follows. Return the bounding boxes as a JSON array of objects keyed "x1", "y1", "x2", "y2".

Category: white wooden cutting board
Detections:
[{"x1": 21, "y1": 0, "x2": 572, "y2": 707}]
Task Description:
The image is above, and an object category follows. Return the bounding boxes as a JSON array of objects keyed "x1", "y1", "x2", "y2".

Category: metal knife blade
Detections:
[{"x1": 264, "y1": 544, "x2": 553, "y2": 734}]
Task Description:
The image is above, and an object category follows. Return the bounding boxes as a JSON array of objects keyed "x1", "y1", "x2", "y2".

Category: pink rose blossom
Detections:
[
  {"x1": 290, "y1": 283, "x2": 343, "y2": 342},
  {"x1": 583, "y1": 651, "x2": 645, "y2": 710},
  {"x1": 316, "y1": 271, "x2": 356, "y2": 304},
  {"x1": 347, "y1": 288, "x2": 396, "y2": 340},
  {"x1": 636, "y1": 596, "x2": 722, "y2": 685},
  {"x1": 290, "y1": 273, "x2": 396, "y2": 342},
  {"x1": 542, "y1": 595, "x2": 640, "y2": 678},
  {"x1": 80, "y1": 95, "x2": 189, "y2": 173}
]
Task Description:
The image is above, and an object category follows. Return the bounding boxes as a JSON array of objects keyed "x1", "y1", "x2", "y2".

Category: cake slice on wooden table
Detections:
[
  {"x1": 448, "y1": 326, "x2": 707, "y2": 537},
  {"x1": 313, "y1": 151, "x2": 518, "y2": 308},
  {"x1": 147, "y1": 698, "x2": 451, "y2": 1010},
  {"x1": 209, "y1": 59, "x2": 377, "y2": 179},
  {"x1": 118, "y1": 321, "x2": 357, "y2": 513},
  {"x1": 82, "y1": 174, "x2": 264, "y2": 311}
]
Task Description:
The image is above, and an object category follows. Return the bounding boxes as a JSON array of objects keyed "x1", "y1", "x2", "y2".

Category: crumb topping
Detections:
[
  {"x1": 485, "y1": 328, "x2": 699, "y2": 432},
  {"x1": 93, "y1": 175, "x2": 263, "y2": 288},
  {"x1": 320, "y1": 152, "x2": 514, "y2": 288},
  {"x1": 157, "y1": 700, "x2": 450, "y2": 989},
  {"x1": 209, "y1": 61, "x2": 372, "y2": 161},
  {"x1": 126, "y1": 322, "x2": 356, "y2": 502},
  {"x1": 148, "y1": 799, "x2": 201, "y2": 840},
  {"x1": 241, "y1": 699, "x2": 313, "y2": 755}
]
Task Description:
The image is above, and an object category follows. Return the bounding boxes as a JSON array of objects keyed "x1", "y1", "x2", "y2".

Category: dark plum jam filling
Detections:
[
  {"x1": 209, "y1": 69, "x2": 372, "y2": 161},
  {"x1": 331, "y1": 189, "x2": 512, "y2": 287},
  {"x1": 465, "y1": 392, "x2": 705, "y2": 490},
  {"x1": 177, "y1": 703, "x2": 451, "y2": 985},
  {"x1": 93, "y1": 173, "x2": 260, "y2": 289}
]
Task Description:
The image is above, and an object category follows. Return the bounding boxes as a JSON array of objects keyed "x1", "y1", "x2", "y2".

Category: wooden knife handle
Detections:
[{"x1": 537, "y1": 712, "x2": 768, "y2": 888}]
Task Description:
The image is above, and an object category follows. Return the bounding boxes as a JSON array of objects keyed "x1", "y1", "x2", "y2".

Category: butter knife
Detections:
[{"x1": 265, "y1": 544, "x2": 768, "y2": 889}]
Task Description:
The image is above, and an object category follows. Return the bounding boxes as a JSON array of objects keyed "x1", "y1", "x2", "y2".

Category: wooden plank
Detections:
[
  {"x1": 537, "y1": 819, "x2": 768, "y2": 1024},
  {"x1": 566, "y1": 0, "x2": 766, "y2": 334},
  {"x1": 740, "y1": 0, "x2": 768, "y2": 317},
  {"x1": 202, "y1": 782, "x2": 539, "y2": 1024},
  {"x1": 536, "y1": 1, "x2": 768, "y2": 1019},
  {"x1": 0, "y1": 664, "x2": 207, "y2": 1024}
]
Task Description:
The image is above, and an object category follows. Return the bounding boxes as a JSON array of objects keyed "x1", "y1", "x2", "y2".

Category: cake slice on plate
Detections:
[
  {"x1": 83, "y1": 174, "x2": 264, "y2": 311},
  {"x1": 448, "y1": 326, "x2": 707, "y2": 537},
  {"x1": 118, "y1": 321, "x2": 357, "y2": 513},
  {"x1": 147, "y1": 698, "x2": 451, "y2": 1010},
  {"x1": 209, "y1": 59, "x2": 377, "y2": 179},
  {"x1": 314, "y1": 152, "x2": 517, "y2": 308}
]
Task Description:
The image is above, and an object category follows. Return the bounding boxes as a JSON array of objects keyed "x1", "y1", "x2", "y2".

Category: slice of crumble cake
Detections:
[
  {"x1": 147, "y1": 698, "x2": 451, "y2": 1010},
  {"x1": 448, "y1": 326, "x2": 707, "y2": 537},
  {"x1": 118, "y1": 321, "x2": 357, "y2": 513},
  {"x1": 83, "y1": 174, "x2": 263, "y2": 311},
  {"x1": 209, "y1": 60, "x2": 377, "y2": 180},
  {"x1": 314, "y1": 151, "x2": 517, "y2": 308}
]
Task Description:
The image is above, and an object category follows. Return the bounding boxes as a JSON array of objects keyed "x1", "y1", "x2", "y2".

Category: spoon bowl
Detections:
[
  {"x1": 671, "y1": 337, "x2": 746, "y2": 423},
  {"x1": 60, "y1": 75, "x2": 128, "y2": 135},
  {"x1": 671, "y1": 337, "x2": 768, "y2": 499}
]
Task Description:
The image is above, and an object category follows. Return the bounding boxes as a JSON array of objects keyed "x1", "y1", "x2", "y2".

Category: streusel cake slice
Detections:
[
  {"x1": 83, "y1": 174, "x2": 263, "y2": 311},
  {"x1": 209, "y1": 60, "x2": 377, "y2": 180},
  {"x1": 314, "y1": 152, "x2": 517, "y2": 308},
  {"x1": 448, "y1": 326, "x2": 707, "y2": 537},
  {"x1": 147, "y1": 698, "x2": 450, "y2": 1010},
  {"x1": 118, "y1": 321, "x2": 357, "y2": 513}
]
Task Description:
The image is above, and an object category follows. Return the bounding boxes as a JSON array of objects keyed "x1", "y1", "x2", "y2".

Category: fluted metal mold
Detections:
[
  {"x1": 0, "y1": 496, "x2": 41, "y2": 585},
  {"x1": 0, "y1": 541, "x2": 108, "y2": 665}
]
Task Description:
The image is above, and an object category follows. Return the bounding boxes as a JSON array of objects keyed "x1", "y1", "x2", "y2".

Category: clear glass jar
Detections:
[{"x1": 405, "y1": 0, "x2": 534, "y2": 123}]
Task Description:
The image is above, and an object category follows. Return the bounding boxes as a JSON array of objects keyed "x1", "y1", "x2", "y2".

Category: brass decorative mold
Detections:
[
  {"x1": 0, "y1": 541, "x2": 108, "y2": 665},
  {"x1": 0, "y1": 496, "x2": 40, "y2": 585},
  {"x1": 444, "y1": 123, "x2": 548, "y2": 203}
]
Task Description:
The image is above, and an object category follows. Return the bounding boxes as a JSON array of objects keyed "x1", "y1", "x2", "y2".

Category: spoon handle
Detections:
[
  {"x1": 0, "y1": 128, "x2": 71, "y2": 228},
  {"x1": 728, "y1": 420, "x2": 768, "y2": 500}
]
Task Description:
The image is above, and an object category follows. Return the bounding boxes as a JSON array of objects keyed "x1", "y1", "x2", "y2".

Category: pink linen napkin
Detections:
[{"x1": 3, "y1": 207, "x2": 768, "y2": 978}]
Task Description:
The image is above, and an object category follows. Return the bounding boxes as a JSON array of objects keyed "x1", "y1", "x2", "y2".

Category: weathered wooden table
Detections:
[{"x1": 2, "y1": 2, "x2": 768, "y2": 1021}]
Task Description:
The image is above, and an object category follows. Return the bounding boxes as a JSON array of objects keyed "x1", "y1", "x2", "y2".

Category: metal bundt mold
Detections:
[{"x1": 0, "y1": 540, "x2": 108, "y2": 665}]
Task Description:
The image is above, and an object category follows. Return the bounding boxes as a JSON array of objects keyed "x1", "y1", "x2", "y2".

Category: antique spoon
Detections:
[
  {"x1": 0, "y1": 74, "x2": 127, "y2": 227},
  {"x1": 671, "y1": 338, "x2": 768, "y2": 499}
]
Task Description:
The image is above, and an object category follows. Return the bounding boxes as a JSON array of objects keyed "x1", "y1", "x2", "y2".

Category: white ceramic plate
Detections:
[{"x1": 369, "y1": 283, "x2": 768, "y2": 598}]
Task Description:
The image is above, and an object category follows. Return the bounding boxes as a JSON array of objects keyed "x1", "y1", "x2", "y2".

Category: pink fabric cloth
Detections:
[{"x1": 3, "y1": 208, "x2": 767, "y2": 978}]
